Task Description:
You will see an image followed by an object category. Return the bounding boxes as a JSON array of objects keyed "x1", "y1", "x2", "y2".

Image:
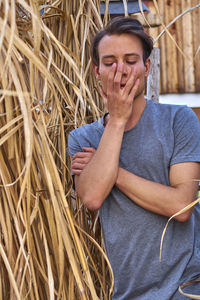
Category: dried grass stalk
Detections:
[
  {"x1": 1, "y1": 1, "x2": 199, "y2": 299},
  {"x1": 0, "y1": 0, "x2": 113, "y2": 299}
]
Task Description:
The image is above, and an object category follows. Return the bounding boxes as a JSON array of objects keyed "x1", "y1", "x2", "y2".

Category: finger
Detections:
[
  {"x1": 72, "y1": 158, "x2": 87, "y2": 165},
  {"x1": 99, "y1": 86, "x2": 107, "y2": 98},
  {"x1": 99, "y1": 86, "x2": 107, "y2": 105},
  {"x1": 72, "y1": 162, "x2": 86, "y2": 170},
  {"x1": 129, "y1": 78, "x2": 140, "y2": 99},
  {"x1": 123, "y1": 65, "x2": 132, "y2": 83},
  {"x1": 113, "y1": 62, "x2": 123, "y2": 91},
  {"x1": 82, "y1": 147, "x2": 95, "y2": 153},
  {"x1": 123, "y1": 69, "x2": 137, "y2": 95},
  {"x1": 72, "y1": 154, "x2": 93, "y2": 163},
  {"x1": 72, "y1": 152, "x2": 91, "y2": 160},
  {"x1": 72, "y1": 169, "x2": 82, "y2": 175},
  {"x1": 107, "y1": 63, "x2": 117, "y2": 94},
  {"x1": 72, "y1": 153, "x2": 94, "y2": 166}
]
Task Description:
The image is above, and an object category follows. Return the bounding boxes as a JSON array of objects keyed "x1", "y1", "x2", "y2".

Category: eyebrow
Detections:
[{"x1": 102, "y1": 53, "x2": 140, "y2": 59}]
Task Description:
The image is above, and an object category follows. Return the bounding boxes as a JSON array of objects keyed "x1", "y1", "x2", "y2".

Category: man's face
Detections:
[{"x1": 94, "y1": 33, "x2": 150, "y2": 101}]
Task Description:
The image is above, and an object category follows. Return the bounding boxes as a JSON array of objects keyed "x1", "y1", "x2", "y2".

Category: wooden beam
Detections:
[
  {"x1": 147, "y1": 48, "x2": 160, "y2": 102},
  {"x1": 165, "y1": 0, "x2": 178, "y2": 93},
  {"x1": 175, "y1": 0, "x2": 185, "y2": 92},
  {"x1": 192, "y1": 0, "x2": 200, "y2": 92},
  {"x1": 181, "y1": 0, "x2": 195, "y2": 92},
  {"x1": 133, "y1": 13, "x2": 162, "y2": 27},
  {"x1": 157, "y1": 0, "x2": 168, "y2": 94}
]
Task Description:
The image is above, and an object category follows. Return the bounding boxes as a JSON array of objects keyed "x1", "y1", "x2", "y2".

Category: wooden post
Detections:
[
  {"x1": 157, "y1": 0, "x2": 168, "y2": 94},
  {"x1": 182, "y1": 0, "x2": 195, "y2": 92},
  {"x1": 192, "y1": 0, "x2": 200, "y2": 92},
  {"x1": 165, "y1": 0, "x2": 178, "y2": 93},
  {"x1": 147, "y1": 47, "x2": 160, "y2": 102},
  {"x1": 175, "y1": 0, "x2": 185, "y2": 92}
]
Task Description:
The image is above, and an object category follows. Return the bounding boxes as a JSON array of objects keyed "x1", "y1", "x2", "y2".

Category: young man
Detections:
[{"x1": 68, "y1": 17, "x2": 200, "y2": 299}]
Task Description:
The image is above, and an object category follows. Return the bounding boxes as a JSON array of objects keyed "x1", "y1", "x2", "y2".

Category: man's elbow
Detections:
[
  {"x1": 174, "y1": 207, "x2": 193, "y2": 222},
  {"x1": 173, "y1": 190, "x2": 196, "y2": 222},
  {"x1": 78, "y1": 192, "x2": 104, "y2": 211}
]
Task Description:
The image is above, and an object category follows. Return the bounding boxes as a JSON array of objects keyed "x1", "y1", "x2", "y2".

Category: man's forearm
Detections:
[
  {"x1": 76, "y1": 120, "x2": 125, "y2": 210},
  {"x1": 116, "y1": 166, "x2": 199, "y2": 221}
]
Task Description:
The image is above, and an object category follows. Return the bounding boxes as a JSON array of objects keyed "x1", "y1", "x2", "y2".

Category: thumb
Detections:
[{"x1": 99, "y1": 86, "x2": 107, "y2": 106}]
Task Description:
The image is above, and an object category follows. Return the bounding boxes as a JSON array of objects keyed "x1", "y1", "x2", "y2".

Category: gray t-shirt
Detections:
[{"x1": 68, "y1": 99, "x2": 200, "y2": 300}]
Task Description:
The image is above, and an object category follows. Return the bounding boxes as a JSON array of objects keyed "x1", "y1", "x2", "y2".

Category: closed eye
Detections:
[
  {"x1": 104, "y1": 62, "x2": 114, "y2": 66},
  {"x1": 127, "y1": 61, "x2": 137, "y2": 65}
]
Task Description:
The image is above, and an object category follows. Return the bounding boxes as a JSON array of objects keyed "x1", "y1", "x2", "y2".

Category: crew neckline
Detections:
[{"x1": 99, "y1": 99, "x2": 152, "y2": 131}]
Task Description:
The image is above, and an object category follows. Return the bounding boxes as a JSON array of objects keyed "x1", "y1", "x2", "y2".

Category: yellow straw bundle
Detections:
[{"x1": 0, "y1": 0, "x2": 113, "y2": 299}]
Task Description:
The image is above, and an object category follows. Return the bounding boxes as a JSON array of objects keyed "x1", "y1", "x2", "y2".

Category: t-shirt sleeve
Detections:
[
  {"x1": 68, "y1": 130, "x2": 83, "y2": 158},
  {"x1": 68, "y1": 130, "x2": 84, "y2": 181},
  {"x1": 170, "y1": 106, "x2": 200, "y2": 166}
]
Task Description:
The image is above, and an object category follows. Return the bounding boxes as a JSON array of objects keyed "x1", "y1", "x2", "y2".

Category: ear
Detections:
[
  {"x1": 144, "y1": 58, "x2": 151, "y2": 77},
  {"x1": 93, "y1": 64, "x2": 101, "y2": 80}
]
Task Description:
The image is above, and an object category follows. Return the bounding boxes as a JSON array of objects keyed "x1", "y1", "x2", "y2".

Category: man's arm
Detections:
[
  {"x1": 73, "y1": 63, "x2": 140, "y2": 210},
  {"x1": 116, "y1": 162, "x2": 200, "y2": 222},
  {"x1": 73, "y1": 149, "x2": 200, "y2": 220},
  {"x1": 74, "y1": 121, "x2": 124, "y2": 210}
]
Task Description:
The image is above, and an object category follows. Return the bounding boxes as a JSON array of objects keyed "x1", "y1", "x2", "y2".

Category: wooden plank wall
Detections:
[{"x1": 147, "y1": 0, "x2": 200, "y2": 94}]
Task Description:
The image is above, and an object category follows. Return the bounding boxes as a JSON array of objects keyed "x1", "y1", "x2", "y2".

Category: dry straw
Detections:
[
  {"x1": 0, "y1": 0, "x2": 113, "y2": 299},
  {"x1": 0, "y1": 0, "x2": 200, "y2": 299}
]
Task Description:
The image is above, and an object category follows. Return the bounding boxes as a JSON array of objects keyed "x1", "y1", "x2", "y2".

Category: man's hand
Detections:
[
  {"x1": 72, "y1": 147, "x2": 96, "y2": 175},
  {"x1": 104, "y1": 63, "x2": 140, "y2": 126}
]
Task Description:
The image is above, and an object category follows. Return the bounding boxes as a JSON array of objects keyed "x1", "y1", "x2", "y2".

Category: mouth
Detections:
[{"x1": 120, "y1": 83, "x2": 126, "y2": 89}]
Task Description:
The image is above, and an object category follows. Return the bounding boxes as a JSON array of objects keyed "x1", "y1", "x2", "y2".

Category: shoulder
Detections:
[
  {"x1": 147, "y1": 100, "x2": 199, "y2": 127},
  {"x1": 170, "y1": 104, "x2": 200, "y2": 134},
  {"x1": 69, "y1": 118, "x2": 104, "y2": 140},
  {"x1": 147, "y1": 99, "x2": 191, "y2": 115},
  {"x1": 68, "y1": 117, "x2": 104, "y2": 157},
  {"x1": 148, "y1": 100, "x2": 200, "y2": 164},
  {"x1": 160, "y1": 103, "x2": 200, "y2": 165}
]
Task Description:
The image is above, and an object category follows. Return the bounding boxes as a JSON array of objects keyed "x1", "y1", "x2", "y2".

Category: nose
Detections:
[{"x1": 122, "y1": 63, "x2": 128, "y2": 76}]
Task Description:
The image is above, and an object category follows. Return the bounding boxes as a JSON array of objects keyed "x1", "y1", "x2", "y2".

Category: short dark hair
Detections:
[{"x1": 91, "y1": 16, "x2": 153, "y2": 65}]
